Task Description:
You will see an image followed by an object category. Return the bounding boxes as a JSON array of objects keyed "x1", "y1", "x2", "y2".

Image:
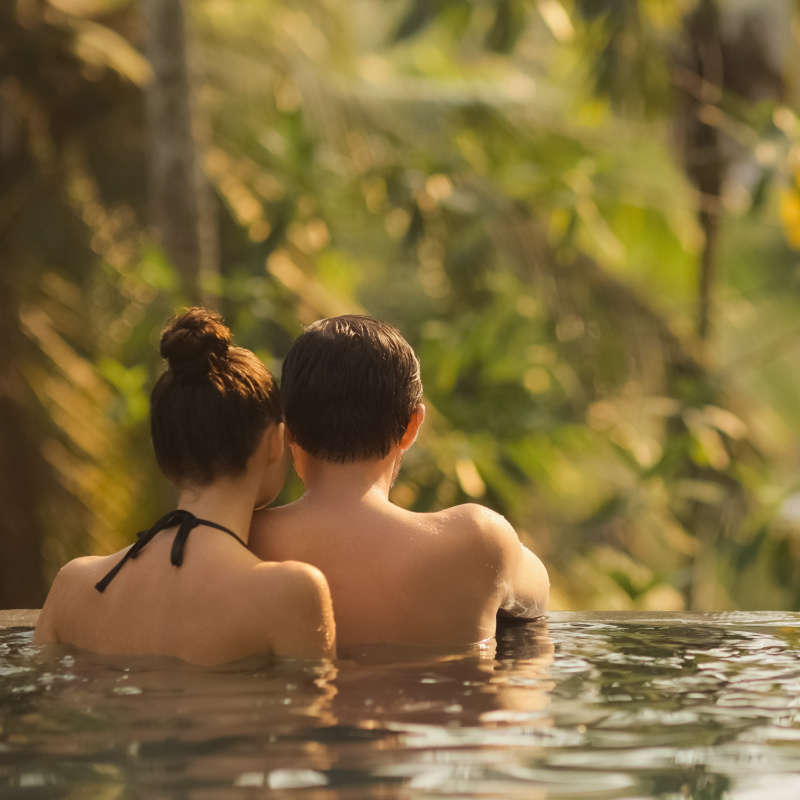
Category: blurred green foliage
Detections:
[{"x1": 5, "y1": 0, "x2": 800, "y2": 612}]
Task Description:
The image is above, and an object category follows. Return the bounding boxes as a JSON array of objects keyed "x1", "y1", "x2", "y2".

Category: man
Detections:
[{"x1": 249, "y1": 315, "x2": 549, "y2": 647}]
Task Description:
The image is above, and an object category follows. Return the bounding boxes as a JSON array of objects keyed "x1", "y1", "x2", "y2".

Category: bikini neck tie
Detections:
[{"x1": 95, "y1": 509, "x2": 244, "y2": 593}]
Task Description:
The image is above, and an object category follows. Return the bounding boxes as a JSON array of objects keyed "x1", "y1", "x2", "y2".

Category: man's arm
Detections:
[{"x1": 473, "y1": 506, "x2": 549, "y2": 619}]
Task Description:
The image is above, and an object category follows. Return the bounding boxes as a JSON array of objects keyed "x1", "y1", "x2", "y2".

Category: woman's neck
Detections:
[{"x1": 175, "y1": 474, "x2": 259, "y2": 545}]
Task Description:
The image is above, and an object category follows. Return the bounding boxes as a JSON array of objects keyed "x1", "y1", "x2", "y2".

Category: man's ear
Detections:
[
  {"x1": 399, "y1": 403, "x2": 425, "y2": 450},
  {"x1": 284, "y1": 423, "x2": 296, "y2": 446}
]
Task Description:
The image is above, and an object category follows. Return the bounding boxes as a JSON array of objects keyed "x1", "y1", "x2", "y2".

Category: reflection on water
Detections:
[{"x1": 4, "y1": 613, "x2": 800, "y2": 797}]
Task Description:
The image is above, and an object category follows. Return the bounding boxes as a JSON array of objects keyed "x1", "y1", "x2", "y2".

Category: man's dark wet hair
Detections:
[
  {"x1": 151, "y1": 307, "x2": 283, "y2": 485},
  {"x1": 281, "y1": 315, "x2": 423, "y2": 463}
]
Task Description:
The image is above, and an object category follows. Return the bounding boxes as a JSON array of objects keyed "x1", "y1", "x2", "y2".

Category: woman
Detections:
[{"x1": 35, "y1": 308, "x2": 335, "y2": 664}]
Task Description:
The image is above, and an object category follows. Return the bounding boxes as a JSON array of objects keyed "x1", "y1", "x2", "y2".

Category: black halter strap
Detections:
[{"x1": 95, "y1": 509, "x2": 245, "y2": 593}]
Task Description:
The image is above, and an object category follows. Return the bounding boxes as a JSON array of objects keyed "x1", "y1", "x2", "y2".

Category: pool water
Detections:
[{"x1": 4, "y1": 612, "x2": 800, "y2": 798}]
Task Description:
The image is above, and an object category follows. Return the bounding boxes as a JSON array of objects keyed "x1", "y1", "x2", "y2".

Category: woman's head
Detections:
[{"x1": 150, "y1": 308, "x2": 283, "y2": 486}]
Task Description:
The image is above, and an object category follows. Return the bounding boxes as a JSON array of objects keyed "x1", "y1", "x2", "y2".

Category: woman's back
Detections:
[{"x1": 37, "y1": 523, "x2": 334, "y2": 664}]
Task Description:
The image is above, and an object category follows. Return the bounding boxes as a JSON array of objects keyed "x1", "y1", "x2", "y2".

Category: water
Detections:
[{"x1": 4, "y1": 612, "x2": 800, "y2": 798}]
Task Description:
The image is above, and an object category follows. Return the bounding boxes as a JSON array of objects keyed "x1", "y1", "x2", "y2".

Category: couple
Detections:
[{"x1": 35, "y1": 308, "x2": 549, "y2": 664}]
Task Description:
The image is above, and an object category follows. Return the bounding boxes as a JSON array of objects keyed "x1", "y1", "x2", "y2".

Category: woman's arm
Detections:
[
  {"x1": 32, "y1": 570, "x2": 64, "y2": 644},
  {"x1": 258, "y1": 561, "x2": 337, "y2": 660}
]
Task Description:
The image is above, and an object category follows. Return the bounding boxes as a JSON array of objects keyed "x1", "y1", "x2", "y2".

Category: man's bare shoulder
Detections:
[
  {"x1": 253, "y1": 502, "x2": 301, "y2": 524},
  {"x1": 428, "y1": 503, "x2": 548, "y2": 618},
  {"x1": 418, "y1": 503, "x2": 516, "y2": 542},
  {"x1": 436, "y1": 502, "x2": 509, "y2": 522},
  {"x1": 249, "y1": 503, "x2": 301, "y2": 548}
]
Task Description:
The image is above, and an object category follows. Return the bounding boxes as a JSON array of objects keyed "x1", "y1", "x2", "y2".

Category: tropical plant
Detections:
[{"x1": 3, "y1": 0, "x2": 800, "y2": 614}]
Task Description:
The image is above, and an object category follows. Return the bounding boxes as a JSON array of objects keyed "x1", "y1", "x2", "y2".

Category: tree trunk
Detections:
[
  {"x1": 0, "y1": 315, "x2": 49, "y2": 608},
  {"x1": 141, "y1": 0, "x2": 217, "y2": 304},
  {"x1": 681, "y1": 0, "x2": 724, "y2": 347},
  {"x1": 0, "y1": 99, "x2": 47, "y2": 609}
]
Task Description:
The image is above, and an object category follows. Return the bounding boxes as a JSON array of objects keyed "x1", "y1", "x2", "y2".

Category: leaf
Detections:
[
  {"x1": 485, "y1": 0, "x2": 524, "y2": 54},
  {"x1": 574, "y1": 0, "x2": 617, "y2": 22},
  {"x1": 748, "y1": 167, "x2": 773, "y2": 215},
  {"x1": 70, "y1": 19, "x2": 153, "y2": 86},
  {"x1": 48, "y1": 0, "x2": 133, "y2": 17},
  {"x1": 391, "y1": 0, "x2": 442, "y2": 43},
  {"x1": 779, "y1": 183, "x2": 800, "y2": 250}
]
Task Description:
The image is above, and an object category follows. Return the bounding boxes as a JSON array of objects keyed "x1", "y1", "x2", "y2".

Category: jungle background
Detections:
[{"x1": 3, "y1": 0, "x2": 800, "y2": 612}]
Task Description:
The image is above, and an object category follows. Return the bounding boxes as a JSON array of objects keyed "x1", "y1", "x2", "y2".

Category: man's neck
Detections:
[{"x1": 291, "y1": 447, "x2": 402, "y2": 506}]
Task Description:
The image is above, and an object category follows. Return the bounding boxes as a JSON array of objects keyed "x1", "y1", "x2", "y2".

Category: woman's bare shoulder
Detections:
[
  {"x1": 247, "y1": 560, "x2": 336, "y2": 658},
  {"x1": 34, "y1": 554, "x2": 113, "y2": 644},
  {"x1": 250, "y1": 559, "x2": 329, "y2": 601},
  {"x1": 48, "y1": 548, "x2": 138, "y2": 607},
  {"x1": 50, "y1": 554, "x2": 110, "y2": 586}
]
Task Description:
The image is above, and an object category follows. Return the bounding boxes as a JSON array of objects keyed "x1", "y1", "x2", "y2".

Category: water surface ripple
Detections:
[{"x1": 3, "y1": 612, "x2": 800, "y2": 798}]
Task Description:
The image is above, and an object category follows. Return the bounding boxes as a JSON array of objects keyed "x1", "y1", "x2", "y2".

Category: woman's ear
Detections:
[
  {"x1": 266, "y1": 422, "x2": 286, "y2": 462},
  {"x1": 399, "y1": 403, "x2": 425, "y2": 450}
]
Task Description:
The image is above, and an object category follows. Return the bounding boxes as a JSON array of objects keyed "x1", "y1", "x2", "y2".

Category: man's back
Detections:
[
  {"x1": 258, "y1": 313, "x2": 549, "y2": 647},
  {"x1": 249, "y1": 490, "x2": 548, "y2": 647}
]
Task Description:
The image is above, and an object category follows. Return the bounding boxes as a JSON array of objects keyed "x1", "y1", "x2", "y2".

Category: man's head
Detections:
[{"x1": 281, "y1": 315, "x2": 423, "y2": 463}]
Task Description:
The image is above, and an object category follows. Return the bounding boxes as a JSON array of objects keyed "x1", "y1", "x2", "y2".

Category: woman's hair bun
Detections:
[{"x1": 160, "y1": 307, "x2": 231, "y2": 379}]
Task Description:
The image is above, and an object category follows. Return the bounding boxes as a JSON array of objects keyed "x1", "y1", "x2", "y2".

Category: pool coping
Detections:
[{"x1": 0, "y1": 609, "x2": 40, "y2": 629}]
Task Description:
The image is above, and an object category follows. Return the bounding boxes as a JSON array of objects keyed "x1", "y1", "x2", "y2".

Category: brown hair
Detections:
[
  {"x1": 150, "y1": 307, "x2": 282, "y2": 484},
  {"x1": 280, "y1": 315, "x2": 423, "y2": 463}
]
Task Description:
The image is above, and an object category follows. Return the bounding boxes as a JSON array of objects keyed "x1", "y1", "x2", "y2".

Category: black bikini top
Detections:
[{"x1": 95, "y1": 509, "x2": 246, "y2": 593}]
